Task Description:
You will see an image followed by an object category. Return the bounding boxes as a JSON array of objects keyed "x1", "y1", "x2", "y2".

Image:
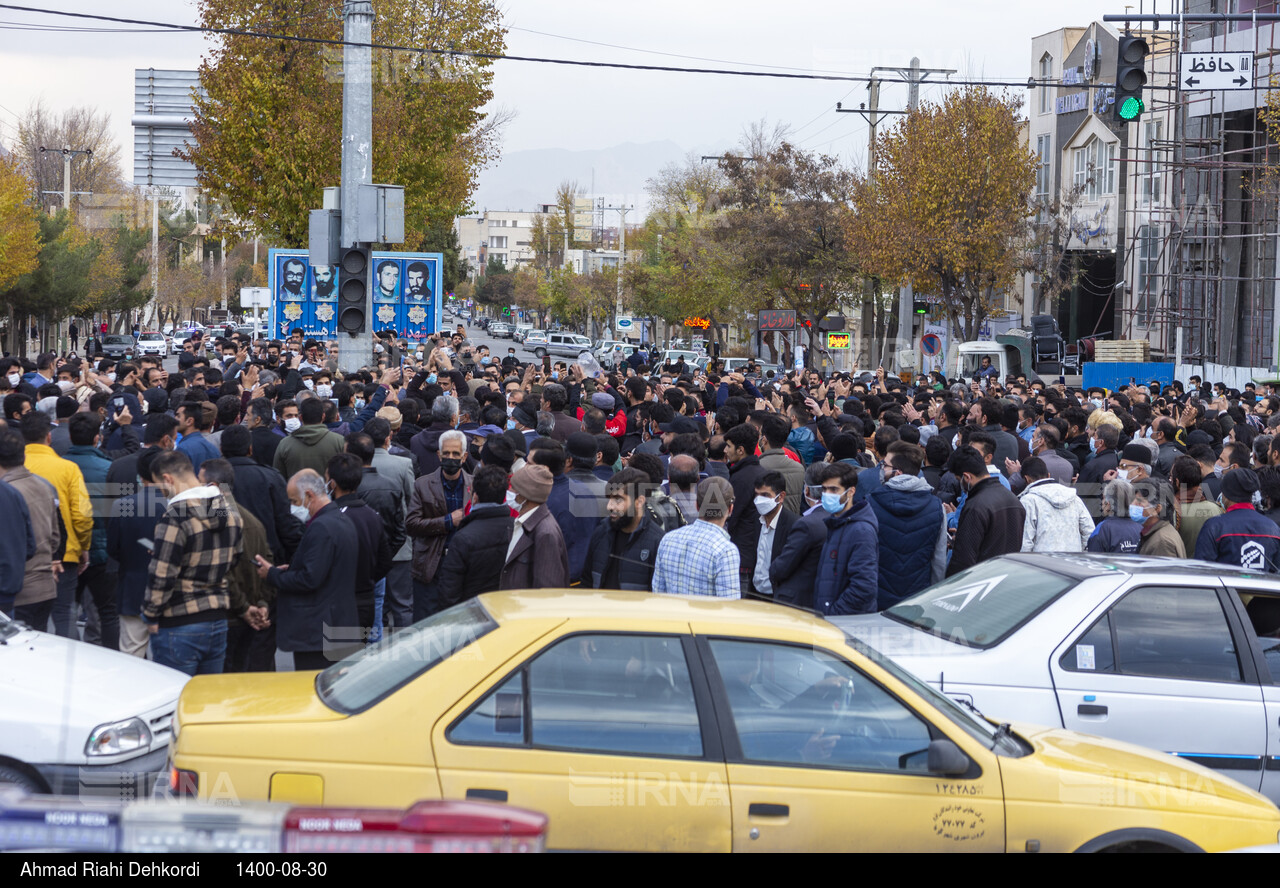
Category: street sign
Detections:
[
  {"x1": 239, "y1": 287, "x2": 271, "y2": 308},
  {"x1": 616, "y1": 316, "x2": 634, "y2": 332},
  {"x1": 1180, "y1": 52, "x2": 1253, "y2": 90},
  {"x1": 827, "y1": 332, "x2": 851, "y2": 350},
  {"x1": 921, "y1": 333, "x2": 942, "y2": 357},
  {"x1": 757, "y1": 309, "x2": 796, "y2": 331}
]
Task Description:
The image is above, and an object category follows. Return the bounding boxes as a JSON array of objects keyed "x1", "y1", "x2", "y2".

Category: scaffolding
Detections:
[{"x1": 1117, "y1": 0, "x2": 1280, "y2": 371}]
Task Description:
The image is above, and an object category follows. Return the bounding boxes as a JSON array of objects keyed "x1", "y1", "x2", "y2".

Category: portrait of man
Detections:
[
  {"x1": 313, "y1": 265, "x2": 336, "y2": 301},
  {"x1": 279, "y1": 258, "x2": 306, "y2": 301},
  {"x1": 375, "y1": 259, "x2": 400, "y2": 303},
  {"x1": 405, "y1": 261, "x2": 432, "y2": 302}
]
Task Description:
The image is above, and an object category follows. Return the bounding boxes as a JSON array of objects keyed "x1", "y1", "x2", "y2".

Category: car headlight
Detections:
[{"x1": 85, "y1": 717, "x2": 152, "y2": 757}]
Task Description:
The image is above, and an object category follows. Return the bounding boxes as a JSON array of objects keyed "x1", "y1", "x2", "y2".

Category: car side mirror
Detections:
[{"x1": 927, "y1": 738, "x2": 970, "y2": 776}]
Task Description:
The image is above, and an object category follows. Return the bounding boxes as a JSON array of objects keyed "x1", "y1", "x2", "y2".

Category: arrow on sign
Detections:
[
  {"x1": 1185, "y1": 77, "x2": 1200, "y2": 87},
  {"x1": 1235, "y1": 76, "x2": 1248, "y2": 86}
]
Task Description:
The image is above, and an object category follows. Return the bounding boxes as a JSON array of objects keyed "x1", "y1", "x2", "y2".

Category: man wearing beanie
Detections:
[
  {"x1": 1194, "y1": 467, "x2": 1280, "y2": 571},
  {"x1": 576, "y1": 390, "x2": 626, "y2": 438},
  {"x1": 500, "y1": 464, "x2": 569, "y2": 589}
]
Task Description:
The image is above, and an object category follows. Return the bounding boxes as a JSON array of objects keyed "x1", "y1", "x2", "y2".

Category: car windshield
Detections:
[
  {"x1": 0, "y1": 611, "x2": 21, "y2": 641},
  {"x1": 843, "y1": 633, "x2": 1028, "y2": 757},
  {"x1": 316, "y1": 599, "x2": 497, "y2": 714},
  {"x1": 140, "y1": 333, "x2": 163, "y2": 340},
  {"x1": 104, "y1": 336, "x2": 131, "y2": 344},
  {"x1": 883, "y1": 559, "x2": 1076, "y2": 650}
]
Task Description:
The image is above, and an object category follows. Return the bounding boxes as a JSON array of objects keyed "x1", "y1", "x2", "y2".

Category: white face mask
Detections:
[
  {"x1": 754, "y1": 495, "x2": 779, "y2": 516},
  {"x1": 316, "y1": 384, "x2": 332, "y2": 399},
  {"x1": 57, "y1": 380, "x2": 75, "y2": 394},
  {"x1": 284, "y1": 417, "x2": 302, "y2": 434},
  {"x1": 303, "y1": 379, "x2": 314, "y2": 391},
  {"x1": 106, "y1": 372, "x2": 117, "y2": 383},
  {"x1": 6, "y1": 373, "x2": 19, "y2": 387},
  {"x1": 505, "y1": 490, "x2": 519, "y2": 509},
  {"x1": 290, "y1": 503, "x2": 310, "y2": 523}
]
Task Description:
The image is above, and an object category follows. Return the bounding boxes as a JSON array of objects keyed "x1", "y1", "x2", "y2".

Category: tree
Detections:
[
  {"x1": 419, "y1": 218, "x2": 465, "y2": 294},
  {"x1": 717, "y1": 143, "x2": 864, "y2": 364},
  {"x1": 855, "y1": 86, "x2": 1037, "y2": 342},
  {"x1": 0, "y1": 153, "x2": 39, "y2": 292},
  {"x1": 1, "y1": 212, "x2": 99, "y2": 350},
  {"x1": 13, "y1": 100, "x2": 126, "y2": 211},
  {"x1": 182, "y1": 0, "x2": 508, "y2": 248}
]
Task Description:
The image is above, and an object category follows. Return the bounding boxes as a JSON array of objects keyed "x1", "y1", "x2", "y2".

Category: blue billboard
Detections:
[{"x1": 268, "y1": 249, "x2": 443, "y2": 342}]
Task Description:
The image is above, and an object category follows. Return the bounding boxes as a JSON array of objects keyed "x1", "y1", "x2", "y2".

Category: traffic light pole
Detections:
[{"x1": 338, "y1": 0, "x2": 374, "y2": 376}]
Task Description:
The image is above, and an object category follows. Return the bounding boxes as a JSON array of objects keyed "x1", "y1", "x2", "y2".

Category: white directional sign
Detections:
[{"x1": 1180, "y1": 51, "x2": 1254, "y2": 90}]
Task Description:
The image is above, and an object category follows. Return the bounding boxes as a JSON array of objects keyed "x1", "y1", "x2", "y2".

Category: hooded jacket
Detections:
[
  {"x1": 787, "y1": 425, "x2": 817, "y2": 465},
  {"x1": 1019, "y1": 479, "x2": 1095, "y2": 553},
  {"x1": 272, "y1": 422, "x2": 347, "y2": 480},
  {"x1": 143, "y1": 485, "x2": 243, "y2": 627},
  {"x1": 868, "y1": 474, "x2": 947, "y2": 609},
  {"x1": 64, "y1": 443, "x2": 113, "y2": 566},
  {"x1": 814, "y1": 499, "x2": 880, "y2": 616}
]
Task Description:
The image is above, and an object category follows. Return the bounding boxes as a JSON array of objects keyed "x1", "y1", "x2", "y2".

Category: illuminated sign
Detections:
[
  {"x1": 757, "y1": 310, "x2": 796, "y2": 331},
  {"x1": 1055, "y1": 92, "x2": 1089, "y2": 114},
  {"x1": 827, "y1": 332, "x2": 851, "y2": 350},
  {"x1": 683, "y1": 317, "x2": 711, "y2": 329}
]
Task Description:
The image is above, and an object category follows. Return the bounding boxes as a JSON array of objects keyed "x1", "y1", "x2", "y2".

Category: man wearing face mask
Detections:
[
  {"x1": 812, "y1": 463, "x2": 879, "y2": 615},
  {"x1": 770, "y1": 464, "x2": 829, "y2": 608},
  {"x1": 500, "y1": 464, "x2": 569, "y2": 590},
  {"x1": 584, "y1": 467, "x2": 665, "y2": 591},
  {"x1": 867, "y1": 441, "x2": 948, "y2": 609},
  {"x1": 946, "y1": 445, "x2": 1026, "y2": 577},
  {"x1": 435, "y1": 466, "x2": 516, "y2": 606},
  {"x1": 748, "y1": 472, "x2": 797, "y2": 598},
  {"x1": 405, "y1": 429, "x2": 472, "y2": 620},
  {"x1": 255, "y1": 469, "x2": 359, "y2": 671}
]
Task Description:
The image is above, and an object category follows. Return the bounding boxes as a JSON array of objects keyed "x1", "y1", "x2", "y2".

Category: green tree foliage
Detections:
[
  {"x1": 182, "y1": 0, "x2": 507, "y2": 247},
  {"x1": 0, "y1": 153, "x2": 39, "y2": 292}
]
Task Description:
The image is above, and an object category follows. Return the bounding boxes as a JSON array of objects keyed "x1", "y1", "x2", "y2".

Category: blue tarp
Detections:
[{"x1": 1082, "y1": 362, "x2": 1176, "y2": 392}]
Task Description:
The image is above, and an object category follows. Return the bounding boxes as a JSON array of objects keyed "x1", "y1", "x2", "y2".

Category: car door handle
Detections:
[
  {"x1": 1078, "y1": 704, "x2": 1108, "y2": 716},
  {"x1": 748, "y1": 803, "x2": 789, "y2": 818},
  {"x1": 465, "y1": 788, "x2": 508, "y2": 802}
]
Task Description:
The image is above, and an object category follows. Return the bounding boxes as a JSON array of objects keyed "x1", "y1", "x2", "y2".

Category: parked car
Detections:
[
  {"x1": 834, "y1": 553, "x2": 1280, "y2": 806},
  {"x1": 0, "y1": 611, "x2": 188, "y2": 796},
  {"x1": 512, "y1": 324, "x2": 533, "y2": 343},
  {"x1": 595, "y1": 340, "x2": 631, "y2": 368},
  {"x1": 522, "y1": 330, "x2": 548, "y2": 350},
  {"x1": 526, "y1": 332, "x2": 591, "y2": 360},
  {"x1": 168, "y1": 592, "x2": 1280, "y2": 852},
  {"x1": 489, "y1": 322, "x2": 512, "y2": 339},
  {"x1": 134, "y1": 332, "x2": 168, "y2": 357},
  {"x1": 660, "y1": 349, "x2": 700, "y2": 368}
]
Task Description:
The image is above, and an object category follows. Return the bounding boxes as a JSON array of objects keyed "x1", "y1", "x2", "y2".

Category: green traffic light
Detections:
[{"x1": 1118, "y1": 96, "x2": 1144, "y2": 120}]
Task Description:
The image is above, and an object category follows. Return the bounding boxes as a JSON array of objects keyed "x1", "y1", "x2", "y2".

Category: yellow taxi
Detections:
[{"x1": 170, "y1": 591, "x2": 1280, "y2": 852}]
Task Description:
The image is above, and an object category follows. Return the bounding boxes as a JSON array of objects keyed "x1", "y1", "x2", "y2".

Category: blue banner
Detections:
[{"x1": 268, "y1": 249, "x2": 443, "y2": 342}]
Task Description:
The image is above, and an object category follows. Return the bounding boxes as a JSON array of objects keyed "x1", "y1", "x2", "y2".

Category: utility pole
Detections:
[
  {"x1": 338, "y1": 0, "x2": 374, "y2": 375},
  {"x1": 38, "y1": 145, "x2": 92, "y2": 214},
  {"x1": 602, "y1": 204, "x2": 633, "y2": 332},
  {"x1": 151, "y1": 189, "x2": 160, "y2": 325}
]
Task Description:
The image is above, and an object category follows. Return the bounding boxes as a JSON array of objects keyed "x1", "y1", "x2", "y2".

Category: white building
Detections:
[{"x1": 455, "y1": 206, "x2": 555, "y2": 276}]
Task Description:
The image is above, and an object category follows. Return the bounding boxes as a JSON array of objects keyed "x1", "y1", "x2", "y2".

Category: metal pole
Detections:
[
  {"x1": 220, "y1": 237, "x2": 228, "y2": 312},
  {"x1": 338, "y1": 0, "x2": 374, "y2": 375},
  {"x1": 897, "y1": 60, "x2": 919, "y2": 373},
  {"x1": 151, "y1": 188, "x2": 159, "y2": 321},
  {"x1": 62, "y1": 149, "x2": 71, "y2": 215}
]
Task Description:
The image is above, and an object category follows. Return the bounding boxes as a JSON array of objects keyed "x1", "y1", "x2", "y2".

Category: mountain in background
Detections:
[{"x1": 467, "y1": 139, "x2": 731, "y2": 218}]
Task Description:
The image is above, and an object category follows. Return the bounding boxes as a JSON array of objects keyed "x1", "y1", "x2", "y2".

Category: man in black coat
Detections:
[
  {"x1": 219, "y1": 424, "x2": 303, "y2": 563},
  {"x1": 436, "y1": 466, "x2": 515, "y2": 608},
  {"x1": 256, "y1": 469, "x2": 359, "y2": 671},
  {"x1": 345, "y1": 432, "x2": 407, "y2": 557},
  {"x1": 327, "y1": 453, "x2": 392, "y2": 641},
  {"x1": 1075, "y1": 423, "x2": 1121, "y2": 518},
  {"x1": 106, "y1": 414, "x2": 178, "y2": 502},
  {"x1": 770, "y1": 482, "x2": 828, "y2": 609},
  {"x1": 946, "y1": 446, "x2": 1026, "y2": 577},
  {"x1": 724, "y1": 423, "x2": 766, "y2": 591},
  {"x1": 585, "y1": 467, "x2": 666, "y2": 591}
]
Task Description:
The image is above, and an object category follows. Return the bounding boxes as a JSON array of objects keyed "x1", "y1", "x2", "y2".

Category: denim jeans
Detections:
[
  {"x1": 151, "y1": 620, "x2": 228, "y2": 676},
  {"x1": 370, "y1": 578, "x2": 386, "y2": 644},
  {"x1": 50, "y1": 565, "x2": 79, "y2": 638}
]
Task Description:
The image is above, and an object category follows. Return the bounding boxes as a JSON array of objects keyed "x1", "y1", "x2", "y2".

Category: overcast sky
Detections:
[{"x1": 0, "y1": 1, "x2": 1123, "y2": 190}]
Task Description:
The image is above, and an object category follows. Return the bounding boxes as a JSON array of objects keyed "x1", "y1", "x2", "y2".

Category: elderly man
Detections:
[
  {"x1": 500, "y1": 464, "x2": 569, "y2": 589},
  {"x1": 255, "y1": 469, "x2": 359, "y2": 671},
  {"x1": 405, "y1": 428, "x2": 472, "y2": 620}
]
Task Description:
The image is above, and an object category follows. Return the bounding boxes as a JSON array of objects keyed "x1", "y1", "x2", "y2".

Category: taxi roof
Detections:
[{"x1": 477, "y1": 589, "x2": 840, "y2": 635}]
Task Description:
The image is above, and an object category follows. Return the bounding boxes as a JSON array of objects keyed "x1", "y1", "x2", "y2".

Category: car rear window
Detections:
[
  {"x1": 316, "y1": 599, "x2": 497, "y2": 713},
  {"x1": 883, "y1": 560, "x2": 1076, "y2": 649}
]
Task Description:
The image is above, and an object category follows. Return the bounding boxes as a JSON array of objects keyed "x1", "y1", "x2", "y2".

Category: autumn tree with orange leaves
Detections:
[{"x1": 853, "y1": 86, "x2": 1036, "y2": 343}]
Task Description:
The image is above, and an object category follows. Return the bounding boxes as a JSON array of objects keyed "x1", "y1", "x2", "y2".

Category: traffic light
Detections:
[
  {"x1": 338, "y1": 246, "x2": 370, "y2": 334},
  {"x1": 913, "y1": 300, "x2": 930, "y2": 315},
  {"x1": 1115, "y1": 34, "x2": 1149, "y2": 122}
]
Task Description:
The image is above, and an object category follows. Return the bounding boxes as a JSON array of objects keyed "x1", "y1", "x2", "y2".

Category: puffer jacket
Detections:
[
  {"x1": 787, "y1": 425, "x2": 817, "y2": 465},
  {"x1": 867, "y1": 475, "x2": 947, "y2": 609},
  {"x1": 1019, "y1": 479, "x2": 1095, "y2": 553},
  {"x1": 63, "y1": 444, "x2": 113, "y2": 566},
  {"x1": 814, "y1": 499, "x2": 880, "y2": 616}
]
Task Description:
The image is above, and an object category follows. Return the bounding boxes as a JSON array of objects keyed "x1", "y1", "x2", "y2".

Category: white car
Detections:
[
  {"x1": 0, "y1": 612, "x2": 189, "y2": 797},
  {"x1": 134, "y1": 332, "x2": 168, "y2": 357},
  {"x1": 833, "y1": 553, "x2": 1280, "y2": 804}
]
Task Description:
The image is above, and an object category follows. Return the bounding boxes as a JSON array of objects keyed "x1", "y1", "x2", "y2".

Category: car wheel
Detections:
[
  {"x1": 0, "y1": 763, "x2": 45, "y2": 793},
  {"x1": 534, "y1": 348, "x2": 547, "y2": 358}
]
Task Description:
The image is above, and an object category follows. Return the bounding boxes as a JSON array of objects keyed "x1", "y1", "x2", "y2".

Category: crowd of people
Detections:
[{"x1": 1, "y1": 321, "x2": 1278, "y2": 675}]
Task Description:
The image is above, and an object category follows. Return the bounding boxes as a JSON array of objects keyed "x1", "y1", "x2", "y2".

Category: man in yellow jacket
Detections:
[{"x1": 21, "y1": 412, "x2": 93, "y2": 638}]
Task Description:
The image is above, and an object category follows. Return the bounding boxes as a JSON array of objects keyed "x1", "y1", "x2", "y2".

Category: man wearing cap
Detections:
[
  {"x1": 509, "y1": 403, "x2": 540, "y2": 450},
  {"x1": 500, "y1": 464, "x2": 569, "y2": 590},
  {"x1": 577, "y1": 390, "x2": 626, "y2": 438},
  {"x1": 1194, "y1": 468, "x2": 1280, "y2": 571}
]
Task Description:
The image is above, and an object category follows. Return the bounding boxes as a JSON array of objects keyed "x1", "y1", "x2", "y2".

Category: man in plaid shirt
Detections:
[
  {"x1": 143, "y1": 450, "x2": 244, "y2": 675},
  {"x1": 652, "y1": 476, "x2": 741, "y2": 599}
]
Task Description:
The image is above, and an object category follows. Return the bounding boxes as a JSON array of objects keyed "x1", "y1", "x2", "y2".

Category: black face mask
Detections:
[{"x1": 441, "y1": 457, "x2": 464, "y2": 474}]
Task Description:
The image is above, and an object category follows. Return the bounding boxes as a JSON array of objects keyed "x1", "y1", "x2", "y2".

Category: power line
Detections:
[{"x1": 0, "y1": 5, "x2": 1129, "y2": 90}]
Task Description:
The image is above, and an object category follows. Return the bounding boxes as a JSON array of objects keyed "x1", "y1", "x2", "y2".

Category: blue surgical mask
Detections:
[
  {"x1": 1128, "y1": 504, "x2": 1147, "y2": 523},
  {"x1": 481, "y1": 356, "x2": 491, "y2": 365},
  {"x1": 354, "y1": 398, "x2": 365, "y2": 411},
  {"x1": 506, "y1": 419, "x2": 517, "y2": 431},
  {"x1": 1089, "y1": 437, "x2": 1098, "y2": 454},
  {"x1": 821, "y1": 491, "x2": 845, "y2": 514},
  {"x1": 427, "y1": 374, "x2": 438, "y2": 385}
]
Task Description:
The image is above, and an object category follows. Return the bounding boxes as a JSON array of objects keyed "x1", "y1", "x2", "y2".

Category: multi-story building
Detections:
[{"x1": 455, "y1": 206, "x2": 555, "y2": 276}]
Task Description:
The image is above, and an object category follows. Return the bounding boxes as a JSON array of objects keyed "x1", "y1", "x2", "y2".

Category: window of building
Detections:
[
  {"x1": 1136, "y1": 224, "x2": 1160, "y2": 328},
  {"x1": 1104, "y1": 141, "x2": 1118, "y2": 195},
  {"x1": 1039, "y1": 54, "x2": 1053, "y2": 114},
  {"x1": 1142, "y1": 120, "x2": 1164, "y2": 206},
  {"x1": 1036, "y1": 134, "x2": 1052, "y2": 204},
  {"x1": 1073, "y1": 143, "x2": 1089, "y2": 193},
  {"x1": 489, "y1": 236, "x2": 508, "y2": 249},
  {"x1": 1073, "y1": 138, "x2": 1118, "y2": 201}
]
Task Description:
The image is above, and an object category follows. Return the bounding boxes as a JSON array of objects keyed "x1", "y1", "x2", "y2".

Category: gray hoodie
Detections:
[{"x1": 1019, "y1": 479, "x2": 1095, "y2": 553}]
